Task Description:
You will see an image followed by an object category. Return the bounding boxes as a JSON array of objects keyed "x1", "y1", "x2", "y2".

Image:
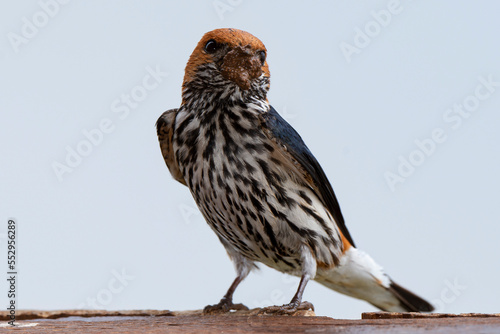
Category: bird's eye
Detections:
[
  {"x1": 204, "y1": 39, "x2": 219, "y2": 54},
  {"x1": 258, "y1": 51, "x2": 266, "y2": 64}
]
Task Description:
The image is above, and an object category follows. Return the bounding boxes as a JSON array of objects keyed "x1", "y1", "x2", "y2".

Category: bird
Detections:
[{"x1": 156, "y1": 28, "x2": 434, "y2": 315}]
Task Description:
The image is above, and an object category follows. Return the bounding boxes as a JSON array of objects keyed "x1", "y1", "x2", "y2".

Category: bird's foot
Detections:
[
  {"x1": 203, "y1": 298, "x2": 249, "y2": 315},
  {"x1": 258, "y1": 301, "x2": 314, "y2": 315}
]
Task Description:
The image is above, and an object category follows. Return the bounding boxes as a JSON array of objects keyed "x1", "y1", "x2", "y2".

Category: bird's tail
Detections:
[
  {"x1": 386, "y1": 280, "x2": 434, "y2": 312},
  {"x1": 314, "y1": 247, "x2": 434, "y2": 312}
]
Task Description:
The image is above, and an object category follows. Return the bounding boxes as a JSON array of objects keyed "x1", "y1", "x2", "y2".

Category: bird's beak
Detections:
[{"x1": 220, "y1": 45, "x2": 263, "y2": 91}]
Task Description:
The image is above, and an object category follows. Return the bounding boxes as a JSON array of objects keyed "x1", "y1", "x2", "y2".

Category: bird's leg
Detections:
[
  {"x1": 260, "y1": 246, "x2": 316, "y2": 315},
  {"x1": 203, "y1": 247, "x2": 253, "y2": 314},
  {"x1": 203, "y1": 274, "x2": 249, "y2": 314},
  {"x1": 259, "y1": 274, "x2": 314, "y2": 315}
]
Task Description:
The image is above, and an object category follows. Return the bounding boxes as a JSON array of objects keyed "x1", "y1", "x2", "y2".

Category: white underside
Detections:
[{"x1": 314, "y1": 247, "x2": 406, "y2": 312}]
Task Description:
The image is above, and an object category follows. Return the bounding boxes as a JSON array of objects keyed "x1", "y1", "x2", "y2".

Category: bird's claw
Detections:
[
  {"x1": 203, "y1": 298, "x2": 249, "y2": 315},
  {"x1": 258, "y1": 301, "x2": 314, "y2": 315}
]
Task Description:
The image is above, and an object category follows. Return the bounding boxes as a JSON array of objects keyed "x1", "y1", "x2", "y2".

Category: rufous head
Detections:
[{"x1": 183, "y1": 28, "x2": 270, "y2": 92}]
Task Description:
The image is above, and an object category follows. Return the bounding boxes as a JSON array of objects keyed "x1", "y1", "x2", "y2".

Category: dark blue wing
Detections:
[{"x1": 261, "y1": 106, "x2": 356, "y2": 247}]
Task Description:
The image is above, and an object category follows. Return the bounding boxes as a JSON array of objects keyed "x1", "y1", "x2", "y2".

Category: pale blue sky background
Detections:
[{"x1": 1, "y1": 1, "x2": 499, "y2": 319}]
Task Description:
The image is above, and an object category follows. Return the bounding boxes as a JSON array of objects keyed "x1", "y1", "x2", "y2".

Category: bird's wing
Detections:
[
  {"x1": 260, "y1": 106, "x2": 355, "y2": 247},
  {"x1": 156, "y1": 109, "x2": 187, "y2": 186}
]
